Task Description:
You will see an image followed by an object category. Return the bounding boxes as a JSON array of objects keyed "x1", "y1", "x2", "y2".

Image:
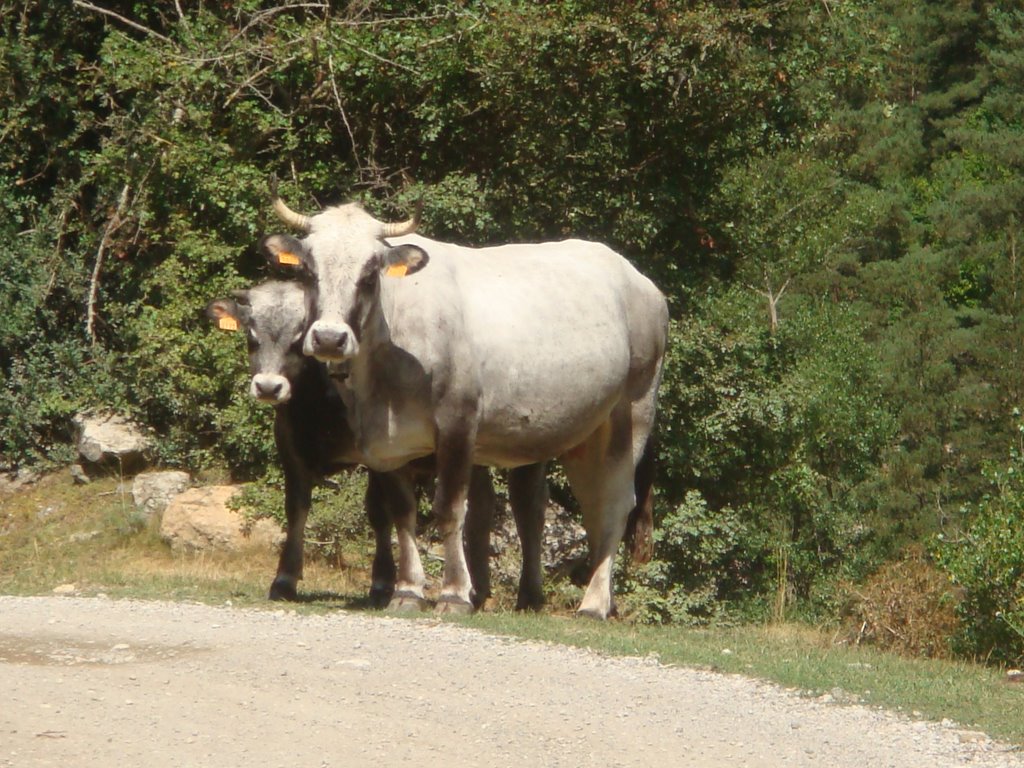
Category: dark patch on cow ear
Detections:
[
  {"x1": 206, "y1": 298, "x2": 244, "y2": 332},
  {"x1": 382, "y1": 244, "x2": 429, "y2": 278},
  {"x1": 260, "y1": 234, "x2": 312, "y2": 277}
]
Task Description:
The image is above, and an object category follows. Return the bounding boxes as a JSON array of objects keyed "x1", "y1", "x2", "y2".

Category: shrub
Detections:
[
  {"x1": 837, "y1": 547, "x2": 959, "y2": 659},
  {"x1": 621, "y1": 490, "x2": 746, "y2": 625},
  {"x1": 234, "y1": 467, "x2": 371, "y2": 569},
  {"x1": 934, "y1": 440, "x2": 1024, "y2": 665}
]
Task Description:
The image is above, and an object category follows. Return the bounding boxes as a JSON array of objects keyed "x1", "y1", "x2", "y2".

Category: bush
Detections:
[
  {"x1": 234, "y1": 467, "x2": 370, "y2": 569},
  {"x1": 934, "y1": 439, "x2": 1024, "y2": 665},
  {"x1": 621, "y1": 490, "x2": 746, "y2": 625},
  {"x1": 837, "y1": 547, "x2": 959, "y2": 658}
]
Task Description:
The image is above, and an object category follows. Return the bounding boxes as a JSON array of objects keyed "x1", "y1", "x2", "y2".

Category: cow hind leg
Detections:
[
  {"x1": 561, "y1": 409, "x2": 642, "y2": 620},
  {"x1": 464, "y1": 467, "x2": 496, "y2": 609},
  {"x1": 509, "y1": 462, "x2": 548, "y2": 611}
]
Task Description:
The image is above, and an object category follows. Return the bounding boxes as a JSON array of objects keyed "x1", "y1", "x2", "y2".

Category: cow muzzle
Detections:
[
  {"x1": 304, "y1": 320, "x2": 358, "y2": 362},
  {"x1": 250, "y1": 374, "x2": 292, "y2": 404}
]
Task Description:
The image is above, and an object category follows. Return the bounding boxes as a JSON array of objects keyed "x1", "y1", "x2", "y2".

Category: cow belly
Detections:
[{"x1": 474, "y1": 382, "x2": 623, "y2": 468}]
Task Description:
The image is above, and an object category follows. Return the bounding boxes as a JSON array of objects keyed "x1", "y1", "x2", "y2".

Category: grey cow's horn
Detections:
[
  {"x1": 268, "y1": 175, "x2": 312, "y2": 232},
  {"x1": 381, "y1": 200, "x2": 422, "y2": 238}
]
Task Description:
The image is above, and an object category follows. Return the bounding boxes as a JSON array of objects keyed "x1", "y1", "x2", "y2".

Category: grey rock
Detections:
[
  {"x1": 132, "y1": 471, "x2": 191, "y2": 521},
  {"x1": 73, "y1": 410, "x2": 154, "y2": 472}
]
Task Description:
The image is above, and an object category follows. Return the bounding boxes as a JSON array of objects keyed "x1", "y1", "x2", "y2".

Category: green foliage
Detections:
[
  {"x1": 234, "y1": 466, "x2": 371, "y2": 568},
  {"x1": 5, "y1": 0, "x2": 1024, "y2": 661},
  {"x1": 934, "y1": 434, "x2": 1024, "y2": 666},
  {"x1": 624, "y1": 490, "x2": 745, "y2": 625}
]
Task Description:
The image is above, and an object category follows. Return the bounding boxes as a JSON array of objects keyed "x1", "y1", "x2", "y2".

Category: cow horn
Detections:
[
  {"x1": 381, "y1": 200, "x2": 422, "y2": 238},
  {"x1": 268, "y1": 174, "x2": 312, "y2": 232}
]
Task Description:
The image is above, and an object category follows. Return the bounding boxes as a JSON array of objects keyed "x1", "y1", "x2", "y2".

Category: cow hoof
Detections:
[
  {"x1": 368, "y1": 584, "x2": 395, "y2": 609},
  {"x1": 435, "y1": 595, "x2": 474, "y2": 615},
  {"x1": 268, "y1": 577, "x2": 298, "y2": 602},
  {"x1": 575, "y1": 607, "x2": 610, "y2": 621},
  {"x1": 515, "y1": 589, "x2": 545, "y2": 612},
  {"x1": 387, "y1": 591, "x2": 427, "y2": 612}
]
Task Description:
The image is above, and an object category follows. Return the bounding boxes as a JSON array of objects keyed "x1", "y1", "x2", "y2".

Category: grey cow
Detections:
[
  {"x1": 263, "y1": 190, "x2": 668, "y2": 618},
  {"x1": 207, "y1": 280, "x2": 549, "y2": 609}
]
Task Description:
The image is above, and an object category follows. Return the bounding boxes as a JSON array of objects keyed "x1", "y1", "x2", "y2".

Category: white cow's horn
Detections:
[
  {"x1": 269, "y1": 175, "x2": 312, "y2": 232},
  {"x1": 381, "y1": 201, "x2": 422, "y2": 238}
]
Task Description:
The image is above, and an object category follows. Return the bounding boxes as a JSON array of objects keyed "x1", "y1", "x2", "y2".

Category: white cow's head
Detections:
[
  {"x1": 260, "y1": 188, "x2": 427, "y2": 362},
  {"x1": 207, "y1": 281, "x2": 312, "y2": 405}
]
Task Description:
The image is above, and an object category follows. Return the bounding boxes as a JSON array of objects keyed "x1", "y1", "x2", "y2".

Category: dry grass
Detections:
[
  {"x1": 0, "y1": 470, "x2": 370, "y2": 605},
  {"x1": 837, "y1": 547, "x2": 960, "y2": 659}
]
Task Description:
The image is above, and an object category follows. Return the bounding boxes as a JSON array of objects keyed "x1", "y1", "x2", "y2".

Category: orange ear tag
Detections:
[
  {"x1": 218, "y1": 316, "x2": 239, "y2": 331},
  {"x1": 277, "y1": 251, "x2": 301, "y2": 266},
  {"x1": 385, "y1": 264, "x2": 409, "y2": 278}
]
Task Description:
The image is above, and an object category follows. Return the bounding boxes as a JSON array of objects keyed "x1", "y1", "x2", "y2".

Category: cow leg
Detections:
[
  {"x1": 433, "y1": 430, "x2": 476, "y2": 614},
  {"x1": 464, "y1": 467, "x2": 495, "y2": 609},
  {"x1": 509, "y1": 462, "x2": 548, "y2": 611},
  {"x1": 561, "y1": 408, "x2": 640, "y2": 620},
  {"x1": 270, "y1": 462, "x2": 312, "y2": 602},
  {"x1": 365, "y1": 471, "x2": 396, "y2": 608},
  {"x1": 382, "y1": 470, "x2": 428, "y2": 611}
]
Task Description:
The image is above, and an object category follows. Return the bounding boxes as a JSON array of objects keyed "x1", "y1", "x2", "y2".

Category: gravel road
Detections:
[{"x1": 1, "y1": 595, "x2": 1021, "y2": 767}]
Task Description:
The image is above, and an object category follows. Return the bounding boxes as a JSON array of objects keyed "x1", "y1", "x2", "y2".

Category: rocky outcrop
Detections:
[
  {"x1": 132, "y1": 471, "x2": 191, "y2": 522},
  {"x1": 73, "y1": 411, "x2": 154, "y2": 472},
  {"x1": 159, "y1": 485, "x2": 282, "y2": 553}
]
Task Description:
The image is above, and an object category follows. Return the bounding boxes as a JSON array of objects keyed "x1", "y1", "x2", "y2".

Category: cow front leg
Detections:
[
  {"x1": 365, "y1": 471, "x2": 396, "y2": 608},
  {"x1": 382, "y1": 470, "x2": 428, "y2": 611},
  {"x1": 433, "y1": 431, "x2": 475, "y2": 614},
  {"x1": 509, "y1": 462, "x2": 547, "y2": 611},
  {"x1": 270, "y1": 466, "x2": 312, "y2": 602}
]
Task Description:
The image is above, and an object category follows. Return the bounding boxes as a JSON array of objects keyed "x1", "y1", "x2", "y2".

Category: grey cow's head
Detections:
[
  {"x1": 206, "y1": 281, "x2": 312, "y2": 405},
  {"x1": 260, "y1": 188, "x2": 428, "y2": 363}
]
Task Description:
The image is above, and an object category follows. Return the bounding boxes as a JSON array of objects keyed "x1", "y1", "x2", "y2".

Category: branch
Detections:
[
  {"x1": 72, "y1": 0, "x2": 175, "y2": 45},
  {"x1": 85, "y1": 183, "x2": 131, "y2": 346},
  {"x1": 328, "y1": 54, "x2": 364, "y2": 175}
]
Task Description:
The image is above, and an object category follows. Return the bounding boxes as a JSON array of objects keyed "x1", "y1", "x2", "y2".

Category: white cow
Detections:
[{"x1": 263, "y1": 191, "x2": 668, "y2": 618}]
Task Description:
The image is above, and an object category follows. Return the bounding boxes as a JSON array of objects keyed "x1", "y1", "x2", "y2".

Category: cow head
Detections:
[
  {"x1": 261, "y1": 187, "x2": 427, "y2": 363},
  {"x1": 206, "y1": 281, "x2": 312, "y2": 405}
]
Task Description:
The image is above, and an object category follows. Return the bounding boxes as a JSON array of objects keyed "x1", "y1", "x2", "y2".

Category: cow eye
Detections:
[
  {"x1": 357, "y1": 271, "x2": 378, "y2": 291},
  {"x1": 246, "y1": 329, "x2": 259, "y2": 349}
]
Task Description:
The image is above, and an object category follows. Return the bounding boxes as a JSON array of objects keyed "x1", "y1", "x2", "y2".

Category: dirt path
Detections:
[{"x1": 1, "y1": 596, "x2": 1021, "y2": 768}]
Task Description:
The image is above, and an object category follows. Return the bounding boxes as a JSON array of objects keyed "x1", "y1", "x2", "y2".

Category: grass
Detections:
[{"x1": 2, "y1": 470, "x2": 1022, "y2": 746}]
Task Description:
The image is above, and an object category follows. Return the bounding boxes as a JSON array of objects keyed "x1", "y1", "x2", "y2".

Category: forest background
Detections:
[{"x1": 2, "y1": 0, "x2": 1024, "y2": 665}]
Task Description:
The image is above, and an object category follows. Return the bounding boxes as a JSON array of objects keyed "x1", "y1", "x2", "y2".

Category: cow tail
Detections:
[{"x1": 623, "y1": 433, "x2": 656, "y2": 565}]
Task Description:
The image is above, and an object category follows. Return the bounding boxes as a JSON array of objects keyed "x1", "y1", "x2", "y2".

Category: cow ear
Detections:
[
  {"x1": 206, "y1": 298, "x2": 243, "y2": 332},
  {"x1": 382, "y1": 244, "x2": 429, "y2": 278},
  {"x1": 260, "y1": 234, "x2": 311, "y2": 275}
]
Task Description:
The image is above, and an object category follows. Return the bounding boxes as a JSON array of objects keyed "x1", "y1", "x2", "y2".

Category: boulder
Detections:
[
  {"x1": 73, "y1": 411, "x2": 154, "y2": 472},
  {"x1": 160, "y1": 485, "x2": 283, "y2": 553},
  {"x1": 132, "y1": 471, "x2": 191, "y2": 522}
]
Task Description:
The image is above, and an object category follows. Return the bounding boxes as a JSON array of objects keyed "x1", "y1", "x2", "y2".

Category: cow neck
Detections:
[{"x1": 346, "y1": 295, "x2": 391, "y2": 397}]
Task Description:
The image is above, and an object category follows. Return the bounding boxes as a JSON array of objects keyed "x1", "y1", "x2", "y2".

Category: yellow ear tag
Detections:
[
  {"x1": 386, "y1": 264, "x2": 409, "y2": 278},
  {"x1": 218, "y1": 316, "x2": 239, "y2": 332},
  {"x1": 277, "y1": 251, "x2": 301, "y2": 266}
]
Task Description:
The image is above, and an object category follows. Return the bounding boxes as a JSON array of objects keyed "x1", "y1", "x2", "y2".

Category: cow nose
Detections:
[
  {"x1": 252, "y1": 375, "x2": 290, "y2": 403},
  {"x1": 255, "y1": 379, "x2": 283, "y2": 399},
  {"x1": 313, "y1": 327, "x2": 348, "y2": 354}
]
